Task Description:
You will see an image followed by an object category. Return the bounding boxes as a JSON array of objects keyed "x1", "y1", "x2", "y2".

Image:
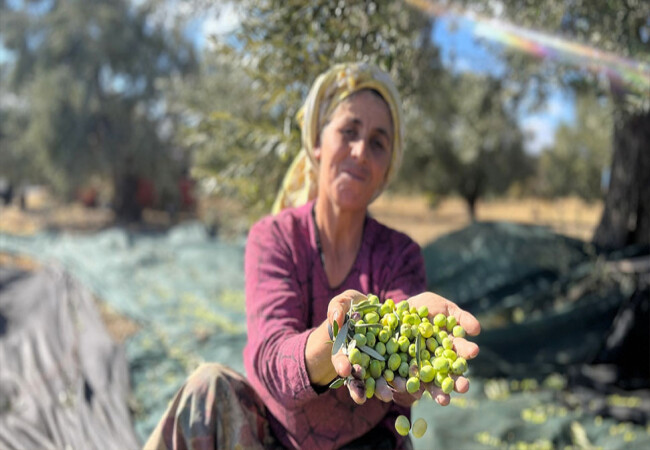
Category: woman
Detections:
[{"x1": 145, "y1": 62, "x2": 480, "y2": 450}]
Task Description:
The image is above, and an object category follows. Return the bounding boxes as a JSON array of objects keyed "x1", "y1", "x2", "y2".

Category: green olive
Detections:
[
  {"x1": 451, "y1": 357, "x2": 467, "y2": 375},
  {"x1": 426, "y1": 337, "x2": 438, "y2": 352},
  {"x1": 406, "y1": 376, "x2": 421, "y2": 394},
  {"x1": 442, "y1": 349, "x2": 457, "y2": 362},
  {"x1": 370, "y1": 359, "x2": 382, "y2": 379},
  {"x1": 432, "y1": 357, "x2": 449, "y2": 372},
  {"x1": 353, "y1": 333, "x2": 367, "y2": 347},
  {"x1": 418, "y1": 322, "x2": 434, "y2": 338},
  {"x1": 386, "y1": 337, "x2": 399, "y2": 354},
  {"x1": 388, "y1": 353, "x2": 402, "y2": 371},
  {"x1": 441, "y1": 376, "x2": 454, "y2": 394},
  {"x1": 399, "y1": 361, "x2": 410, "y2": 378},
  {"x1": 452, "y1": 325, "x2": 466, "y2": 338},
  {"x1": 433, "y1": 313, "x2": 447, "y2": 328},
  {"x1": 398, "y1": 335, "x2": 410, "y2": 352},
  {"x1": 395, "y1": 415, "x2": 410, "y2": 436},
  {"x1": 348, "y1": 348, "x2": 362, "y2": 365},
  {"x1": 408, "y1": 343, "x2": 417, "y2": 358},
  {"x1": 419, "y1": 365, "x2": 435, "y2": 383},
  {"x1": 365, "y1": 376, "x2": 376, "y2": 398},
  {"x1": 365, "y1": 311, "x2": 380, "y2": 324},
  {"x1": 365, "y1": 330, "x2": 376, "y2": 347},
  {"x1": 446, "y1": 315, "x2": 458, "y2": 331},
  {"x1": 412, "y1": 418, "x2": 428, "y2": 438}
]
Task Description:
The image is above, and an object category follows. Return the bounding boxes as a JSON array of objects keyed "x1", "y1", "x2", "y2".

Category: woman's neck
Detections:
[{"x1": 314, "y1": 197, "x2": 366, "y2": 287}]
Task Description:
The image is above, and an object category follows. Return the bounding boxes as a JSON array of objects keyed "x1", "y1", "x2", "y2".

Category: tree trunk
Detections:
[
  {"x1": 466, "y1": 195, "x2": 478, "y2": 221},
  {"x1": 593, "y1": 107, "x2": 650, "y2": 250}
]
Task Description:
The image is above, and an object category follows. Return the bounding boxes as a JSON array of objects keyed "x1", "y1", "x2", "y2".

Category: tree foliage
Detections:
[
  {"x1": 0, "y1": 0, "x2": 195, "y2": 210},
  {"x1": 538, "y1": 94, "x2": 613, "y2": 200},
  {"x1": 463, "y1": 0, "x2": 650, "y2": 248},
  {"x1": 186, "y1": 0, "x2": 441, "y2": 217},
  {"x1": 184, "y1": 0, "x2": 532, "y2": 220},
  {"x1": 399, "y1": 71, "x2": 532, "y2": 217}
]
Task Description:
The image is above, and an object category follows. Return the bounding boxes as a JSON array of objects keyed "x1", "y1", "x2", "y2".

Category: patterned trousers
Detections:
[{"x1": 144, "y1": 363, "x2": 279, "y2": 450}]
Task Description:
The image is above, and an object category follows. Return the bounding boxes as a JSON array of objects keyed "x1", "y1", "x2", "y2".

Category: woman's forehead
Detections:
[{"x1": 329, "y1": 91, "x2": 393, "y2": 131}]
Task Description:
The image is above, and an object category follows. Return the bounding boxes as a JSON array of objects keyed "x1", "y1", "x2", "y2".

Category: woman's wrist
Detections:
[{"x1": 305, "y1": 321, "x2": 338, "y2": 386}]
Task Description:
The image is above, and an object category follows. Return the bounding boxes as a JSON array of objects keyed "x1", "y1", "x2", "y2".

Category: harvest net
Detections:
[{"x1": 1, "y1": 220, "x2": 648, "y2": 448}]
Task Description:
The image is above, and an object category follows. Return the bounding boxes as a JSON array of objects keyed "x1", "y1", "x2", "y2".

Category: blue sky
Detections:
[{"x1": 431, "y1": 15, "x2": 575, "y2": 154}]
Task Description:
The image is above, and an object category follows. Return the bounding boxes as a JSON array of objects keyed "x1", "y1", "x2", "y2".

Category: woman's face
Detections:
[{"x1": 314, "y1": 90, "x2": 393, "y2": 212}]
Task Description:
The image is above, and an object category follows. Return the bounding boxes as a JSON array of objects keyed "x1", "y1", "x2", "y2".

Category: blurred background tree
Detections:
[
  {"x1": 400, "y1": 72, "x2": 533, "y2": 219},
  {"x1": 461, "y1": 0, "x2": 650, "y2": 249},
  {"x1": 177, "y1": 0, "x2": 537, "y2": 223},
  {"x1": 180, "y1": 0, "x2": 446, "y2": 218},
  {"x1": 537, "y1": 94, "x2": 613, "y2": 200},
  {"x1": 0, "y1": 0, "x2": 196, "y2": 219}
]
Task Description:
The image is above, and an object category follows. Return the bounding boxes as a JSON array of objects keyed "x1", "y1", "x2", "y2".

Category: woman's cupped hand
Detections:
[{"x1": 328, "y1": 290, "x2": 481, "y2": 406}]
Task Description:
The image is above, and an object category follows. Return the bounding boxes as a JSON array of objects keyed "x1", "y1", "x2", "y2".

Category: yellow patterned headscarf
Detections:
[{"x1": 271, "y1": 62, "x2": 404, "y2": 214}]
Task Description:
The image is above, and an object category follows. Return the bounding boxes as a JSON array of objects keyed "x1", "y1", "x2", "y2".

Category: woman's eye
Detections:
[{"x1": 372, "y1": 140, "x2": 386, "y2": 151}]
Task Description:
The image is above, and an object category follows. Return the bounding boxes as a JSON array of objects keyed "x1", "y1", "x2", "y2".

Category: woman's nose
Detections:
[{"x1": 350, "y1": 138, "x2": 368, "y2": 161}]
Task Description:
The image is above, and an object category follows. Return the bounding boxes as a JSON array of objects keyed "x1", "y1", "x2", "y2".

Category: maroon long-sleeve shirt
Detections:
[{"x1": 243, "y1": 201, "x2": 427, "y2": 449}]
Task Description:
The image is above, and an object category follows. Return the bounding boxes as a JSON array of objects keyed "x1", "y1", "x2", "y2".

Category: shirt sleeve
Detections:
[{"x1": 244, "y1": 217, "x2": 318, "y2": 409}]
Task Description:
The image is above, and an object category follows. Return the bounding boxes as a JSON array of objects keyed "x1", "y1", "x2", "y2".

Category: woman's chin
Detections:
[{"x1": 331, "y1": 193, "x2": 372, "y2": 212}]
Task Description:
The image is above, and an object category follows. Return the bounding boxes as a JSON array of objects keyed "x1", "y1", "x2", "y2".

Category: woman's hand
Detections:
[
  {"x1": 327, "y1": 289, "x2": 369, "y2": 403},
  {"x1": 305, "y1": 289, "x2": 367, "y2": 395},
  {"x1": 390, "y1": 292, "x2": 480, "y2": 407}
]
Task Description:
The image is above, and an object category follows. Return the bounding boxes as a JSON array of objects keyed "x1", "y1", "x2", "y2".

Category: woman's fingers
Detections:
[
  {"x1": 453, "y1": 375, "x2": 470, "y2": 394},
  {"x1": 327, "y1": 289, "x2": 367, "y2": 329},
  {"x1": 407, "y1": 292, "x2": 481, "y2": 336},
  {"x1": 347, "y1": 379, "x2": 367, "y2": 405},
  {"x1": 452, "y1": 337, "x2": 480, "y2": 360},
  {"x1": 425, "y1": 384, "x2": 451, "y2": 406},
  {"x1": 332, "y1": 351, "x2": 352, "y2": 378},
  {"x1": 447, "y1": 304, "x2": 481, "y2": 336},
  {"x1": 389, "y1": 376, "x2": 407, "y2": 393},
  {"x1": 374, "y1": 377, "x2": 393, "y2": 402}
]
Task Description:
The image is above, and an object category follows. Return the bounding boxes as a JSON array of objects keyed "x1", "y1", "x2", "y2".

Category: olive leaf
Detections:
[
  {"x1": 359, "y1": 345, "x2": 386, "y2": 361},
  {"x1": 332, "y1": 320, "x2": 339, "y2": 339},
  {"x1": 332, "y1": 320, "x2": 349, "y2": 356},
  {"x1": 329, "y1": 377, "x2": 345, "y2": 389},
  {"x1": 353, "y1": 323, "x2": 382, "y2": 329},
  {"x1": 416, "y1": 333, "x2": 422, "y2": 369},
  {"x1": 354, "y1": 304, "x2": 381, "y2": 314},
  {"x1": 351, "y1": 299, "x2": 371, "y2": 311}
]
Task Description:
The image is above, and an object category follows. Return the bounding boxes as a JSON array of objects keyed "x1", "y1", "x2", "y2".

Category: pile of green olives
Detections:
[{"x1": 329, "y1": 294, "x2": 470, "y2": 439}]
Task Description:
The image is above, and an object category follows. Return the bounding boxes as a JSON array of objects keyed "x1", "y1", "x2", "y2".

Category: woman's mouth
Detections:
[{"x1": 341, "y1": 167, "x2": 366, "y2": 182}]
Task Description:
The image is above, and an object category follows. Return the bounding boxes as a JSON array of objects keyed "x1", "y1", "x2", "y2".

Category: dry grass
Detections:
[
  {"x1": 370, "y1": 194, "x2": 603, "y2": 246},
  {"x1": 1, "y1": 194, "x2": 603, "y2": 245}
]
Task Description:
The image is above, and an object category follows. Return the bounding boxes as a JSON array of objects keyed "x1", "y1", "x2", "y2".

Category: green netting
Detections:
[
  {"x1": 412, "y1": 378, "x2": 650, "y2": 449},
  {"x1": 423, "y1": 221, "x2": 647, "y2": 379},
  {"x1": 1, "y1": 220, "x2": 648, "y2": 448},
  {"x1": 0, "y1": 222, "x2": 249, "y2": 442}
]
